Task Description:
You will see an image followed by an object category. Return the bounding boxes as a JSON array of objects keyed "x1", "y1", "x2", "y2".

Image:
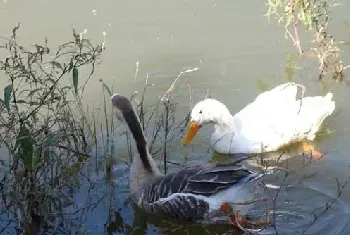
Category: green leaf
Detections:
[
  {"x1": 15, "y1": 100, "x2": 27, "y2": 104},
  {"x1": 255, "y1": 79, "x2": 270, "y2": 92},
  {"x1": 320, "y1": 80, "x2": 329, "y2": 95},
  {"x1": 72, "y1": 67, "x2": 79, "y2": 94},
  {"x1": 29, "y1": 101, "x2": 41, "y2": 105},
  {"x1": 32, "y1": 148, "x2": 41, "y2": 172},
  {"x1": 4, "y1": 84, "x2": 13, "y2": 112},
  {"x1": 50, "y1": 61, "x2": 63, "y2": 70},
  {"x1": 68, "y1": 60, "x2": 74, "y2": 71},
  {"x1": 16, "y1": 123, "x2": 35, "y2": 172},
  {"x1": 43, "y1": 133, "x2": 58, "y2": 146},
  {"x1": 46, "y1": 77, "x2": 57, "y2": 85},
  {"x1": 101, "y1": 82, "x2": 113, "y2": 96},
  {"x1": 27, "y1": 88, "x2": 41, "y2": 98},
  {"x1": 285, "y1": 52, "x2": 296, "y2": 81},
  {"x1": 305, "y1": 13, "x2": 313, "y2": 30},
  {"x1": 81, "y1": 39, "x2": 93, "y2": 50}
]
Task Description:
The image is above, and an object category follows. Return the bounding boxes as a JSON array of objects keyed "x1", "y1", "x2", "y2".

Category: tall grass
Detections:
[{"x1": 0, "y1": 24, "x2": 193, "y2": 233}]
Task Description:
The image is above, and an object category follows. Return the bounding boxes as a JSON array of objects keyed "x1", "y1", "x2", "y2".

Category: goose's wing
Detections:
[
  {"x1": 254, "y1": 82, "x2": 301, "y2": 105},
  {"x1": 233, "y1": 90, "x2": 335, "y2": 150},
  {"x1": 183, "y1": 163, "x2": 259, "y2": 196},
  {"x1": 235, "y1": 83, "x2": 300, "y2": 120},
  {"x1": 231, "y1": 83, "x2": 300, "y2": 136},
  {"x1": 263, "y1": 93, "x2": 335, "y2": 142},
  {"x1": 141, "y1": 160, "x2": 262, "y2": 222}
]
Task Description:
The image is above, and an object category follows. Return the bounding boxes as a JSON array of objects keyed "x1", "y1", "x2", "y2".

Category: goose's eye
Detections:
[{"x1": 199, "y1": 110, "x2": 202, "y2": 114}]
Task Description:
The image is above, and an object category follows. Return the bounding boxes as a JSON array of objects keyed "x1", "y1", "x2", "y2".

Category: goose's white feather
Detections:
[{"x1": 190, "y1": 82, "x2": 335, "y2": 154}]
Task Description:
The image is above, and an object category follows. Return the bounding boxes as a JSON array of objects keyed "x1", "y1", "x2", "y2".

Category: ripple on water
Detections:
[{"x1": 253, "y1": 184, "x2": 350, "y2": 235}]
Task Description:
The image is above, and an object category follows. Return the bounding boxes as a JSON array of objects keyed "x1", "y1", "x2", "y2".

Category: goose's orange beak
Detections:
[{"x1": 183, "y1": 121, "x2": 202, "y2": 146}]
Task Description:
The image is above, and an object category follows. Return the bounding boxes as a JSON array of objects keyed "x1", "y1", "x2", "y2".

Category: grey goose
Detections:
[{"x1": 111, "y1": 93, "x2": 264, "y2": 224}]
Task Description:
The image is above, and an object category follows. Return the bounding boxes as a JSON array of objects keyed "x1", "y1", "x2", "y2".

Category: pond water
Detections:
[{"x1": 1, "y1": 0, "x2": 350, "y2": 234}]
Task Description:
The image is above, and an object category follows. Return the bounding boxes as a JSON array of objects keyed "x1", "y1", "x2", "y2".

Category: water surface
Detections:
[{"x1": 1, "y1": 0, "x2": 350, "y2": 234}]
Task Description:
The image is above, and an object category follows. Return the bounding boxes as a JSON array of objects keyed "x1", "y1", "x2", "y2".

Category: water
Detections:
[{"x1": 1, "y1": 0, "x2": 350, "y2": 234}]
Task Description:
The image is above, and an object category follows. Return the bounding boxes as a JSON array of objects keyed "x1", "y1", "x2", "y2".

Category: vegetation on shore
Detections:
[{"x1": 266, "y1": 0, "x2": 350, "y2": 80}]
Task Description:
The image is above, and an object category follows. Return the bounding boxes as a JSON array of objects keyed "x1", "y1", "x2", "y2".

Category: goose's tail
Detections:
[{"x1": 296, "y1": 92, "x2": 335, "y2": 140}]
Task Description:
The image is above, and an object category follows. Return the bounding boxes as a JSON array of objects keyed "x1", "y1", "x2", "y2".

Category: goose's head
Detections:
[{"x1": 183, "y1": 98, "x2": 232, "y2": 146}]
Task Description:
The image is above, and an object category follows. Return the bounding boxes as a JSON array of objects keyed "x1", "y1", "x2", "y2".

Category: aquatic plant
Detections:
[
  {"x1": 265, "y1": 0, "x2": 349, "y2": 80},
  {"x1": 0, "y1": 24, "x2": 193, "y2": 233},
  {"x1": 0, "y1": 24, "x2": 104, "y2": 234}
]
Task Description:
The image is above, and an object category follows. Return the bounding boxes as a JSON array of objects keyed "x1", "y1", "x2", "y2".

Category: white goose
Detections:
[
  {"x1": 111, "y1": 93, "x2": 264, "y2": 224},
  {"x1": 183, "y1": 82, "x2": 335, "y2": 157}
]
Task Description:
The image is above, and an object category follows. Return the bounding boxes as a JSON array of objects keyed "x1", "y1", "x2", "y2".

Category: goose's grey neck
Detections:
[{"x1": 111, "y1": 94, "x2": 155, "y2": 173}]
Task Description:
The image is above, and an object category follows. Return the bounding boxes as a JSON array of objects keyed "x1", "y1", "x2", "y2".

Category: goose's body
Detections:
[
  {"x1": 135, "y1": 163, "x2": 261, "y2": 222},
  {"x1": 111, "y1": 93, "x2": 263, "y2": 223},
  {"x1": 184, "y1": 82, "x2": 335, "y2": 155}
]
